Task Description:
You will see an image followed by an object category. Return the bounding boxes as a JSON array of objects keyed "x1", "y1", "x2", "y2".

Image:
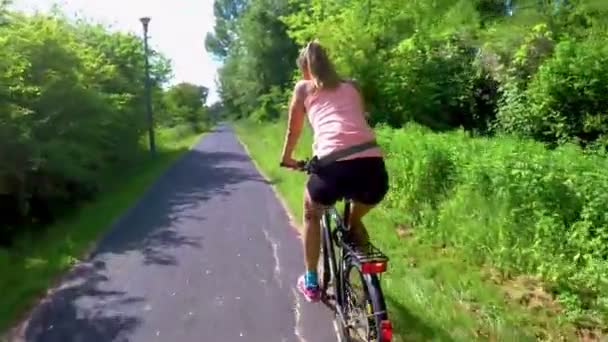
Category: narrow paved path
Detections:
[{"x1": 19, "y1": 124, "x2": 337, "y2": 342}]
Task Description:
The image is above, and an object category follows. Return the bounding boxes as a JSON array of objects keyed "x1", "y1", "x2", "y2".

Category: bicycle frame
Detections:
[
  {"x1": 280, "y1": 159, "x2": 391, "y2": 340},
  {"x1": 320, "y1": 200, "x2": 351, "y2": 321},
  {"x1": 321, "y1": 200, "x2": 389, "y2": 311},
  {"x1": 321, "y1": 200, "x2": 392, "y2": 341},
  {"x1": 321, "y1": 199, "x2": 389, "y2": 285}
]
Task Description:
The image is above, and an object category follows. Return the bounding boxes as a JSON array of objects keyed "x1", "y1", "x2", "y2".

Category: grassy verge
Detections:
[
  {"x1": 0, "y1": 125, "x2": 204, "y2": 335},
  {"x1": 234, "y1": 119, "x2": 597, "y2": 341}
]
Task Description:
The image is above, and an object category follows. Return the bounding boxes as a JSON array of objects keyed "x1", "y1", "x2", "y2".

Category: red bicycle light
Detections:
[
  {"x1": 380, "y1": 320, "x2": 392, "y2": 341},
  {"x1": 361, "y1": 261, "x2": 387, "y2": 274}
]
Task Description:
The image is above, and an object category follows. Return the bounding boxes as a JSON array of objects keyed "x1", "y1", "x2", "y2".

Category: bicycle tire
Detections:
[{"x1": 342, "y1": 256, "x2": 390, "y2": 342}]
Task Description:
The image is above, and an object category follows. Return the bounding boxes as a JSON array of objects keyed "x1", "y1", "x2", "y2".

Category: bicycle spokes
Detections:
[
  {"x1": 321, "y1": 206, "x2": 392, "y2": 342},
  {"x1": 344, "y1": 268, "x2": 377, "y2": 341}
]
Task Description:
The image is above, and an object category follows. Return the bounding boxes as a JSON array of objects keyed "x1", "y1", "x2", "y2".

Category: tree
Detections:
[
  {"x1": 161, "y1": 83, "x2": 210, "y2": 128},
  {"x1": 0, "y1": 10, "x2": 172, "y2": 242},
  {"x1": 204, "y1": 0, "x2": 248, "y2": 59},
  {"x1": 207, "y1": 0, "x2": 300, "y2": 117}
]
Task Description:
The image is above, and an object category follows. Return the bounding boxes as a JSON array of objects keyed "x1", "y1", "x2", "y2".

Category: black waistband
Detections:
[{"x1": 314, "y1": 140, "x2": 378, "y2": 168}]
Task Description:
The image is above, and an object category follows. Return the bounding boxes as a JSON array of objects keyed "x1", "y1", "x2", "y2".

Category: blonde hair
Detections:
[{"x1": 297, "y1": 40, "x2": 341, "y2": 90}]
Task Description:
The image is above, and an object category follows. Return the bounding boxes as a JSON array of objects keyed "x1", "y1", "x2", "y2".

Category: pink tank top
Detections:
[{"x1": 303, "y1": 81, "x2": 382, "y2": 161}]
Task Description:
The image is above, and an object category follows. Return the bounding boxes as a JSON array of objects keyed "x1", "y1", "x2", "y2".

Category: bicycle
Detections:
[{"x1": 281, "y1": 158, "x2": 393, "y2": 342}]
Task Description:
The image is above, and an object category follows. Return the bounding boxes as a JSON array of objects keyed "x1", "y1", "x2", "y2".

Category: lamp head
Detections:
[{"x1": 140, "y1": 17, "x2": 151, "y2": 28}]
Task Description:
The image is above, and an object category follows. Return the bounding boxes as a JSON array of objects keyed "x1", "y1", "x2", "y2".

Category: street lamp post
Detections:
[{"x1": 140, "y1": 16, "x2": 156, "y2": 155}]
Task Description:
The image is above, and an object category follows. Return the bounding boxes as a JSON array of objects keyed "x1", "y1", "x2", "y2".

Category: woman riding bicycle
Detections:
[{"x1": 280, "y1": 40, "x2": 389, "y2": 302}]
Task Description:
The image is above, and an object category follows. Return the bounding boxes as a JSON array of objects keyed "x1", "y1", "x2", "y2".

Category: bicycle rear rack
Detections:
[{"x1": 343, "y1": 241, "x2": 389, "y2": 264}]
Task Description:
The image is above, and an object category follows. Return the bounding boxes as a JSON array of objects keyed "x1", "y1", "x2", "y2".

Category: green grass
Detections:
[
  {"x1": 0, "y1": 125, "x2": 204, "y2": 335},
  {"x1": 234, "y1": 119, "x2": 588, "y2": 341}
]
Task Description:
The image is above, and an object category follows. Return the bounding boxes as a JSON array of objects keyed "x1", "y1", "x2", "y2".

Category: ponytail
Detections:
[{"x1": 297, "y1": 40, "x2": 341, "y2": 90}]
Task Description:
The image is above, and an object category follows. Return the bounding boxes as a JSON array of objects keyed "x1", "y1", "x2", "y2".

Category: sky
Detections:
[{"x1": 11, "y1": 0, "x2": 222, "y2": 104}]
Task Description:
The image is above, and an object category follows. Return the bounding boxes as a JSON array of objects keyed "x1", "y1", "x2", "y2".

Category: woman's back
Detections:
[
  {"x1": 304, "y1": 81, "x2": 381, "y2": 160},
  {"x1": 280, "y1": 40, "x2": 390, "y2": 304}
]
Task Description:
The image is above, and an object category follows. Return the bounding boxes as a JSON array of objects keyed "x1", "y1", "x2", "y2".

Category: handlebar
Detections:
[{"x1": 279, "y1": 159, "x2": 310, "y2": 172}]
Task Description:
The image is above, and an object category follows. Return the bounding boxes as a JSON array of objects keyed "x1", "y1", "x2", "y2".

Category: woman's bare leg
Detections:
[
  {"x1": 348, "y1": 202, "x2": 374, "y2": 246},
  {"x1": 303, "y1": 188, "x2": 322, "y2": 271}
]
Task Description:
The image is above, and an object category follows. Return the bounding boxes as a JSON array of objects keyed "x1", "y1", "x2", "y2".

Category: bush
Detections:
[
  {"x1": 378, "y1": 123, "x2": 608, "y2": 323},
  {"x1": 379, "y1": 34, "x2": 497, "y2": 131},
  {"x1": 160, "y1": 82, "x2": 211, "y2": 130},
  {"x1": 497, "y1": 35, "x2": 608, "y2": 147},
  {"x1": 0, "y1": 12, "x2": 172, "y2": 243},
  {"x1": 250, "y1": 86, "x2": 288, "y2": 123}
]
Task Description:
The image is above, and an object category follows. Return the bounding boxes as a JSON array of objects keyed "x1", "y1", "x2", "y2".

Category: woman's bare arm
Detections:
[{"x1": 281, "y1": 81, "x2": 308, "y2": 163}]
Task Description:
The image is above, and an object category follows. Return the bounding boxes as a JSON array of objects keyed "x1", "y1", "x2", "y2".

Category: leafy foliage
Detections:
[
  {"x1": 376, "y1": 123, "x2": 608, "y2": 326},
  {"x1": 204, "y1": 0, "x2": 248, "y2": 59},
  {"x1": 159, "y1": 82, "x2": 210, "y2": 130},
  {"x1": 210, "y1": 0, "x2": 608, "y2": 330},
  {"x1": 206, "y1": 0, "x2": 300, "y2": 117},
  {"x1": 0, "y1": 10, "x2": 209, "y2": 244},
  {"x1": 210, "y1": 0, "x2": 608, "y2": 148},
  {"x1": 497, "y1": 34, "x2": 608, "y2": 146}
]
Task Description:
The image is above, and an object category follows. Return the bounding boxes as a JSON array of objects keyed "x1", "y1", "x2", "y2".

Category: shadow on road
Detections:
[
  {"x1": 22, "y1": 140, "x2": 269, "y2": 342},
  {"x1": 94, "y1": 148, "x2": 265, "y2": 266},
  {"x1": 22, "y1": 261, "x2": 145, "y2": 341}
]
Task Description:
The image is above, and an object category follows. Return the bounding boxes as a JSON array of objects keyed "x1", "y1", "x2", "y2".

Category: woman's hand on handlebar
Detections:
[
  {"x1": 279, "y1": 156, "x2": 299, "y2": 169},
  {"x1": 280, "y1": 157, "x2": 309, "y2": 171}
]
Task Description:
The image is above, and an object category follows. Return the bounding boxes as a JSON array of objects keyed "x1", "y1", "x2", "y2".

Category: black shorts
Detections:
[{"x1": 306, "y1": 157, "x2": 389, "y2": 206}]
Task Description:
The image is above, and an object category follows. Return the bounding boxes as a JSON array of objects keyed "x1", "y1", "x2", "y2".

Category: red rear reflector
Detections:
[
  {"x1": 380, "y1": 320, "x2": 392, "y2": 341},
  {"x1": 361, "y1": 261, "x2": 387, "y2": 274}
]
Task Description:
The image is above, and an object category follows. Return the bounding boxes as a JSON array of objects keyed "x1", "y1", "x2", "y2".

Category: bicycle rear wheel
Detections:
[{"x1": 341, "y1": 256, "x2": 392, "y2": 342}]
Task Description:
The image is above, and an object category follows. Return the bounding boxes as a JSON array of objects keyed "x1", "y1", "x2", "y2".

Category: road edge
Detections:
[
  {"x1": 232, "y1": 127, "x2": 303, "y2": 238},
  {"x1": 1, "y1": 132, "x2": 207, "y2": 342}
]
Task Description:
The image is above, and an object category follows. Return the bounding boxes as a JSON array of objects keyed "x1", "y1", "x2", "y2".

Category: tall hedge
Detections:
[{"x1": 0, "y1": 11, "x2": 171, "y2": 241}]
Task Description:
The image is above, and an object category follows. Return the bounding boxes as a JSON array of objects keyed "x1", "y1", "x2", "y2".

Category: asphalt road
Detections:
[{"x1": 18, "y1": 124, "x2": 337, "y2": 342}]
